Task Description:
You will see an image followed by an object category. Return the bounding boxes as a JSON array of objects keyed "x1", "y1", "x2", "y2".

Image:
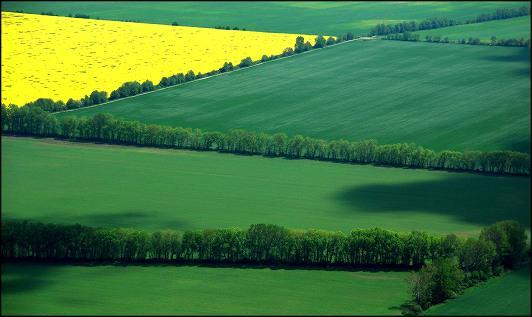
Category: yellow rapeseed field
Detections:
[{"x1": 1, "y1": 12, "x2": 317, "y2": 106}]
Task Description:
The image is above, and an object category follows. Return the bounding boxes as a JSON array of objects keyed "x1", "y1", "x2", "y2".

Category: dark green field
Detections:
[
  {"x1": 2, "y1": 1, "x2": 528, "y2": 35},
  {"x1": 59, "y1": 40, "x2": 531, "y2": 152},
  {"x1": 427, "y1": 266, "x2": 531, "y2": 316},
  {"x1": 414, "y1": 15, "x2": 531, "y2": 42},
  {"x1": 2, "y1": 137, "x2": 529, "y2": 235},
  {"x1": 1, "y1": 263, "x2": 410, "y2": 315}
]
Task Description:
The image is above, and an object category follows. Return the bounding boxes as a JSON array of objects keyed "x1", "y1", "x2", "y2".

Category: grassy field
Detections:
[
  {"x1": 1, "y1": 1, "x2": 529, "y2": 35},
  {"x1": 59, "y1": 40, "x2": 531, "y2": 153},
  {"x1": 414, "y1": 16, "x2": 531, "y2": 42},
  {"x1": 427, "y1": 266, "x2": 531, "y2": 315},
  {"x1": 1, "y1": 263, "x2": 410, "y2": 315},
  {"x1": 2, "y1": 137, "x2": 529, "y2": 236}
]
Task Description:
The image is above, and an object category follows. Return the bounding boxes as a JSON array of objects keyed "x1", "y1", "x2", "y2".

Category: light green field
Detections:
[
  {"x1": 427, "y1": 266, "x2": 531, "y2": 316},
  {"x1": 415, "y1": 16, "x2": 531, "y2": 42},
  {"x1": 1, "y1": 1, "x2": 529, "y2": 35},
  {"x1": 59, "y1": 40, "x2": 531, "y2": 153},
  {"x1": 2, "y1": 137, "x2": 529, "y2": 236},
  {"x1": 1, "y1": 263, "x2": 410, "y2": 315}
]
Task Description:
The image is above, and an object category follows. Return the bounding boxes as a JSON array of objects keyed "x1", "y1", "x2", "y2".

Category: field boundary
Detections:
[
  {"x1": 3, "y1": 135, "x2": 530, "y2": 178},
  {"x1": 53, "y1": 37, "x2": 374, "y2": 114}
]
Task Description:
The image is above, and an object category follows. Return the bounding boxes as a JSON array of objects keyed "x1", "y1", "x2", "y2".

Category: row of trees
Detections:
[
  {"x1": 384, "y1": 33, "x2": 530, "y2": 47},
  {"x1": 15, "y1": 34, "x2": 347, "y2": 114},
  {"x1": 1, "y1": 106, "x2": 529, "y2": 175},
  {"x1": 406, "y1": 220, "x2": 528, "y2": 314},
  {"x1": 371, "y1": 17, "x2": 459, "y2": 36},
  {"x1": 489, "y1": 36, "x2": 530, "y2": 47},
  {"x1": 214, "y1": 25, "x2": 247, "y2": 31},
  {"x1": 0, "y1": 222, "x2": 439, "y2": 267},
  {"x1": 468, "y1": 6, "x2": 530, "y2": 24},
  {"x1": 2, "y1": 221, "x2": 526, "y2": 271},
  {"x1": 370, "y1": 6, "x2": 530, "y2": 36}
]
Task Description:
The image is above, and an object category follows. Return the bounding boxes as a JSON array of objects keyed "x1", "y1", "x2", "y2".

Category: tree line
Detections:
[
  {"x1": 370, "y1": 6, "x2": 530, "y2": 36},
  {"x1": 12, "y1": 34, "x2": 346, "y2": 113},
  {"x1": 404, "y1": 220, "x2": 528, "y2": 315},
  {"x1": 2, "y1": 220, "x2": 526, "y2": 272},
  {"x1": 1, "y1": 106, "x2": 529, "y2": 176},
  {"x1": 213, "y1": 25, "x2": 247, "y2": 31},
  {"x1": 0, "y1": 221, "x2": 439, "y2": 267},
  {"x1": 384, "y1": 32, "x2": 530, "y2": 47}
]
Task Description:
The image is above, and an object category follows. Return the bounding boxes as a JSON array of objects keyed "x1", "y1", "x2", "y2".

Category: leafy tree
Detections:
[
  {"x1": 282, "y1": 47, "x2": 294, "y2": 56},
  {"x1": 89, "y1": 90, "x2": 108, "y2": 105},
  {"x1": 294, "y1": 36, "x2": 306, "y2": 53},
  {"x1": 141, "y1": 80, "x2": 155, "y2": 92},
  {"x1": 219, "y1": 62, "x2": 234, "y2": 73},
  {"x1": 314, "y1": 35, "x2": 327, "y2": 48},
  {"x1": 185, "y1": 70, "x2": 196, "y2": 81},
  {"x1": 410, "y1": 258, "x2": 464, "y2": 309},
  {"x1": 460, "y1": 238, "x2": 497, "y2": 284},
  {"x1": 66, "y1": 98, "x2": 82, "y2": 110},
  {"x1": 480, "y1": 220, "x2": 527, "y2": 268},
  {"x1": 239, "y1": 57, "x2": 253, "y2": 68}
]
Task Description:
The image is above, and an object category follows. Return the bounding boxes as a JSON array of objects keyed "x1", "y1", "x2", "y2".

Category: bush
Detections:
[
  {"x1": 238, "y1": 57, "x2": 253, "y2": 68},
  {"x1": 410, "y1": 258, "x2": 464, "y2": 309},
  {"x1": 480, "y1": 220, "x2": 527, "y2": 268}
]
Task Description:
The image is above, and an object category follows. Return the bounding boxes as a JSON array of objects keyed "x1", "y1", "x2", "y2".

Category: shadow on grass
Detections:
[
  {"x1": 2, "y1": 258, "x2": 416, "y2": 273},
  {"x1": 481, "y1": 47, "x2": 530, "y2": 63},
  {"x1": 1, "y1": 262, "x2": 58, "y2": 294},
  {"x1": 506, "y1": 139, "x2": 531, "y2": 154},
  {"x1": 3, "y1": 210, "x2": 190, "y2": 231},
  {"x1": 334, "y1": 175, "x2": 530, "y2": 227},
  {"x1": 70, "y1": 210, "x2": 190, "y2": 230}
]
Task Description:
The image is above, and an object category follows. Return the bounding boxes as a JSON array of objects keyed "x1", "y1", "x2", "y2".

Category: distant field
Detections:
[
  {"x1": 2, "y1": 137, "x2": 529, "y2": 236},
  {"x1": 60, "y1": 40, "x2": 531, "y2": 153},
  {"x1": 1, "y1": 263, "x2": 410, "y2": 315},
  {"x1": 1, "y1": 12, "x2": 313, "y2": 106},
  {"x1": 427, "y1": 266, "x2": 531, "y2": 316},
  {"x1": 414, "y1": 16, "x2": 531, "y2": 42},
  {"x1": 1, "y1": 1, "x2": 529, "y2": 35}
]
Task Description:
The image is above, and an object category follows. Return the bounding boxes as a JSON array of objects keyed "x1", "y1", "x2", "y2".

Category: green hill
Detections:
[
  {"x1": 427, "y1": 266, "x2": 530, "y2": 316},
  {"x1": 1, "y1": 263, "x2": 409, "y2": 315},
  {"x1": 3, "y1": 137, "x2": 529, "y2": 235},
  {"x1": 2, "y1": 1, "x2": 529, "y2": 35},
  {"x1": 414, "y1": 15, "x2": 531, "y2": 42},
  {"x1": 59, "y1": 40, "x2": 531, "y2": 152}
]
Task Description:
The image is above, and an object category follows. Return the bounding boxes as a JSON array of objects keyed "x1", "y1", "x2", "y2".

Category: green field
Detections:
[
  {"x1": 59, "y1": 40, "x2": 531, "y2": 153},
  {"x1": 427, "y1": 266, "x2": 531, "y2": 315},
  {"x1": 1, "y1": 263, "x2": 410, "y2": 315},
  {"x1": 415, "y1": 16, "x2": 531, "y2": 42},
  {"x1": 1, "y1": 1, "x2": 529, "y2": 35},
  {"x1": 2, "y1": 137, "x2": 529, "y2": 235}
]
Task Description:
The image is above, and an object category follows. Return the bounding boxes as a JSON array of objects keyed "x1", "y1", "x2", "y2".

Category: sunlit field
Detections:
[{"x1": 1, "y1": 12, "x2": 315, "y2": 106}]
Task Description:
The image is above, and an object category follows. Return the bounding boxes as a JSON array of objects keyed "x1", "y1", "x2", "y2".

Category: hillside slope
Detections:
[
  {"x1": 414, "y1": 15, "x2": 530, "y2": 42},
  {"x1": 427, "y1": 266, "x2": 530, "y2": 315},
  {"x1": 3, "y1": 137, "x2": 529, "y2": 235},
  {"x1": 2, "y1": 1, "x2": 529, "y2": 35},
  {"x1": 60, "y1": 40, "x2": 531, "y2": 152}
]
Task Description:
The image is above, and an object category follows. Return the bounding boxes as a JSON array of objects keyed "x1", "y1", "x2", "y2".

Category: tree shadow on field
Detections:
[
  {"x1": 481, "y1": 47, "x2": 530, "y2": 63},
  {"x1": 505, "y1": 139, "x2": 531, "y2": 153},
  {"x1": 71, "y1": 210, "x2": 190, "y2": 230},
  {"x1": 6, "y1": 209, "x2": 189, "y2": 231},
  {"x1": 334, "y1": 174, "x2": 530, "y2": 227},
  {"x1": 481, "y1": 48, "x2": 530, "y2": 78},
  {"x1": 1, "y1": 262, "x2": 58, "y2": 294}
]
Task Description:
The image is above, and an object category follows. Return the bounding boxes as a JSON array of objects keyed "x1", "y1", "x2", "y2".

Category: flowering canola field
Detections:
[{"x1": 1, "y1": 12, "x2": 316, "y2": 106}]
